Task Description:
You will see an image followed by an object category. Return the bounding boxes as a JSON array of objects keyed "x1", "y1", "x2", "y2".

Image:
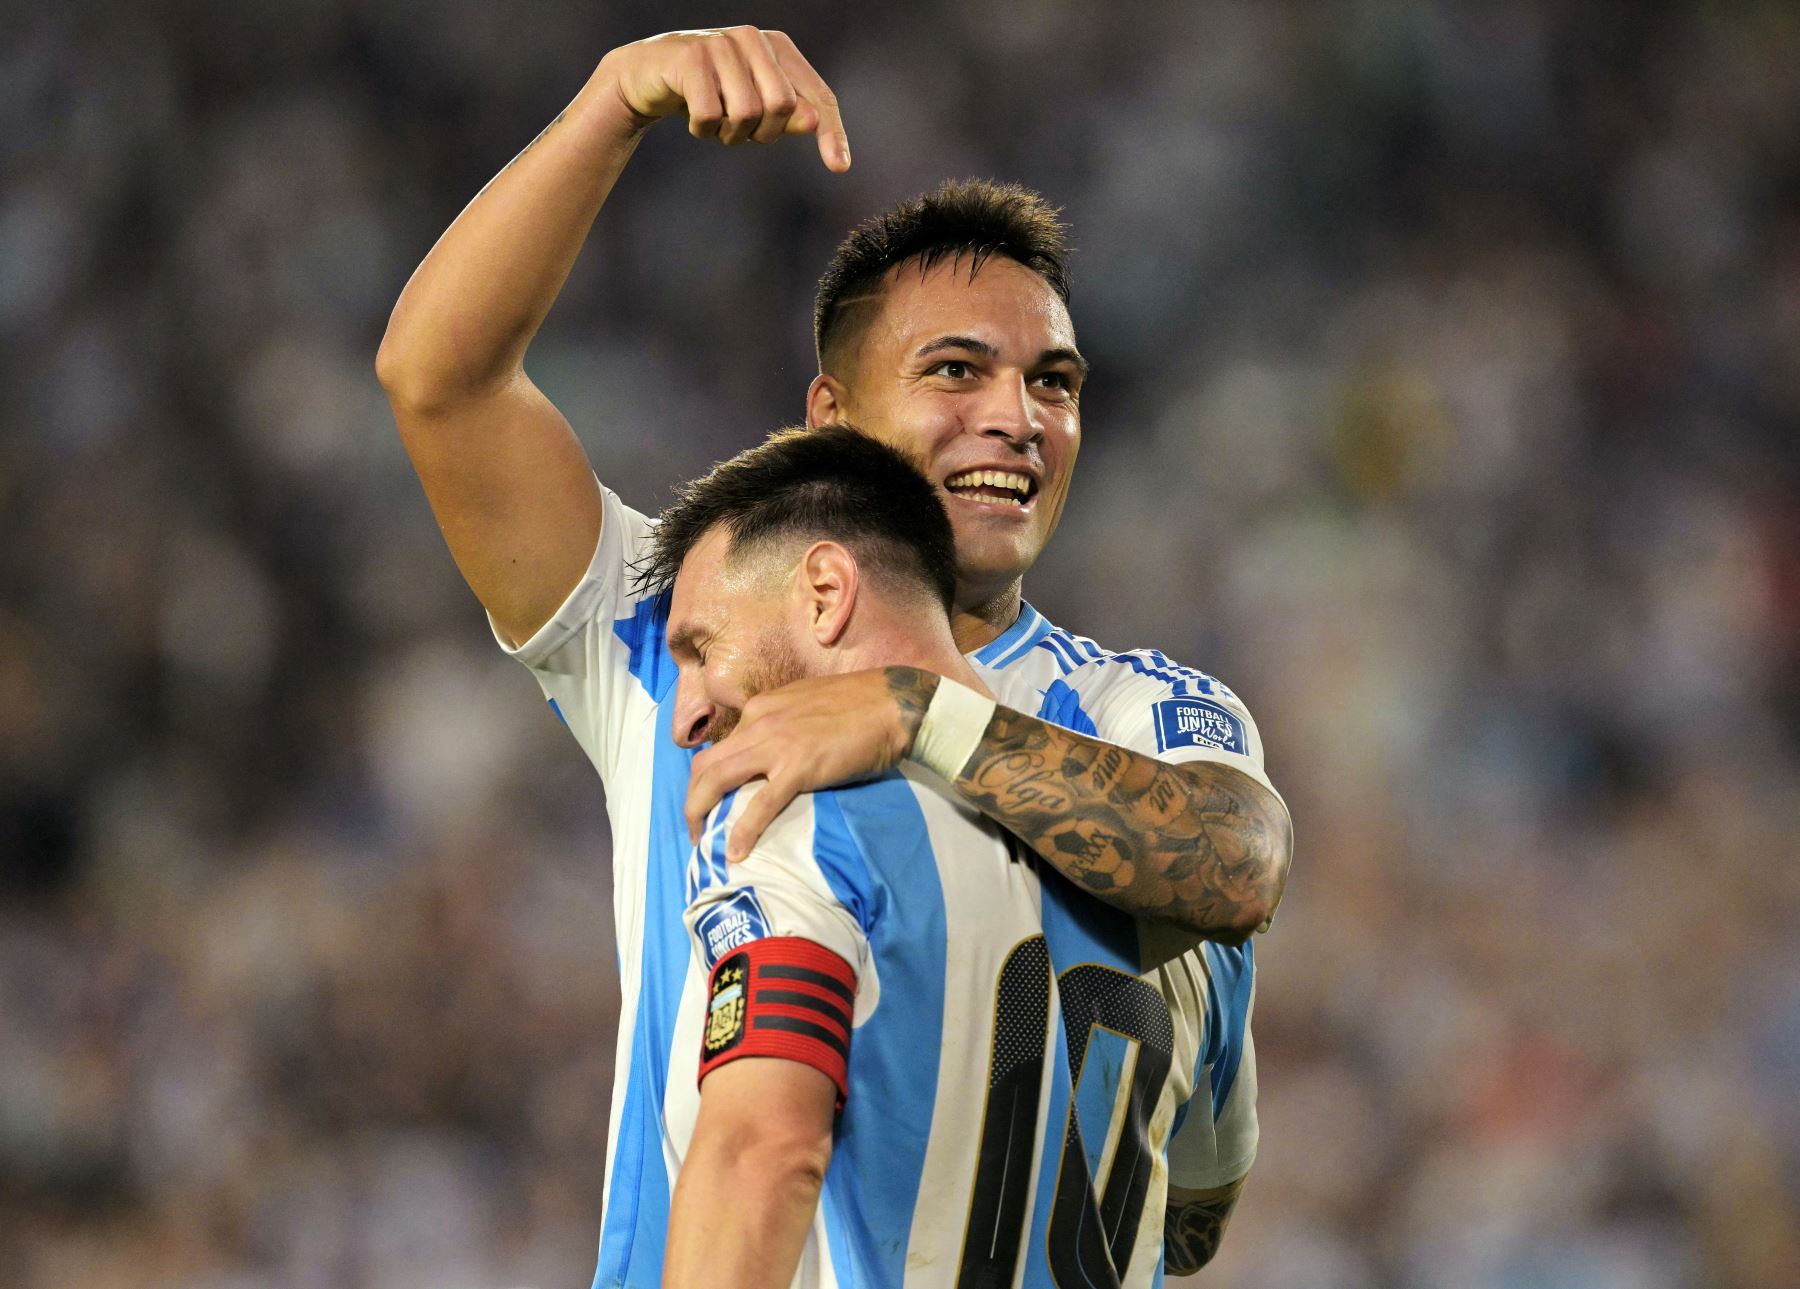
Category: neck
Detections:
[
  {"x1": 949, "y1": 578, "x2": 1024, "y2": 654},
  {"x1": 835, "y1": 600, "x2": 988, "y2": 692}
]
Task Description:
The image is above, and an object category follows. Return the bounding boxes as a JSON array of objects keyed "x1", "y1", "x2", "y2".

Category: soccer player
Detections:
[
  {"x1": 641, "y1": 426, "x2": 1258, "y2": 1288},
  {"x1": 375, "y1": 25, "x2": 1290, "y2": 1282}
]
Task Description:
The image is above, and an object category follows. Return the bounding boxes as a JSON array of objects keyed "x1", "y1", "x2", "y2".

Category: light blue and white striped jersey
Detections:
[
  {"x1": 670, "y1": 772, "x2": 1258, "y2": 1289},
  {"x1": 497, "y1": 485, "x2": 1276, "y2": 1288}
]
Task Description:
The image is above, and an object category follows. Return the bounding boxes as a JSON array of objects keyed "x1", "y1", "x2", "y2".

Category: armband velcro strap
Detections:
[{"x1": 698, "y1": 936, "x2": 856, "y2": 1109}]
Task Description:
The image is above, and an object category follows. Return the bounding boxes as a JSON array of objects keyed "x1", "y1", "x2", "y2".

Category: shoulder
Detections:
[
  {"x1": 980, "y1": 608, "x2": 1240, "y2": 703},
  {"x1": 996, "y1": 623, "x2": 1252, "y2": 730},
  {"x1": 804, "y1": 769, "x2": 924, "y2": 871},
  {"x1": 691, "y1": 774, "x2": 914, "y2": 916}
]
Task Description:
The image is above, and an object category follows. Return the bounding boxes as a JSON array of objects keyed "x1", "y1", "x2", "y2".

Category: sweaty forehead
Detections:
[
  {"x1": 863, "y1": 255, "x2": 1075, "y2": 360},
  {"x1": 669, "y1": 525, "x2": 790, "y2": 639},
  {"x1": 668, "y1": 527, "x2": 735, "y2": 636}
]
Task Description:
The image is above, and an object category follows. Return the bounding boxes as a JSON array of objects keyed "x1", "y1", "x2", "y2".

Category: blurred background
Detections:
[{"x1": 4, "y1": 1, "x2": 1799, "y2": 1286}]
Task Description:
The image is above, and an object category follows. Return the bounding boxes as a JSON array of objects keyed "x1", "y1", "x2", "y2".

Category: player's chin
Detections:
[{"x1": 954, "y1": 534, "x2": 1043, "y2": 593}]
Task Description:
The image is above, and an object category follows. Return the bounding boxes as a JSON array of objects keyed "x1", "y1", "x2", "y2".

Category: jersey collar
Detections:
[{"x1": 968, "y1": 601, "x2": 1052, "y2": 669}]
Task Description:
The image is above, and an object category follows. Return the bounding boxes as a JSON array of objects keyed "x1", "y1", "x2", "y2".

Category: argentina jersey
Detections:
[
  {"x1": 971, "y1": 601, "x2": 1273, "y2": 1285},
  {"x1": 496, "y1": 486, "x2": 1269, "y2": 1287},
  {"x1": 671, "y1": 773, "x2": 1256, "y2": 1289},
  {"x1": 671, "y1": 772, "x2": 1059, "y2": 1287}
]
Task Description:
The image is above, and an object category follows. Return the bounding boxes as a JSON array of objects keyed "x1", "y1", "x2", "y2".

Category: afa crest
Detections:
[{"x1": 704, "y1": 953, "x2": 750, "y2": 1056}]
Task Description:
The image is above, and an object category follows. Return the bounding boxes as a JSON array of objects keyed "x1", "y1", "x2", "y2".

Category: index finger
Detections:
[{"x1": 767, "y1": 30, "x2": 849, "y2": 171}]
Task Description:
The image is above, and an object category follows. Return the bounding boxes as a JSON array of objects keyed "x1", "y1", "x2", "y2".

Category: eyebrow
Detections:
[
  {"x1": 915, "y1": 334, "x2": 995, "y2": 361},
  {"x1": 1039, "y1": 346, "x2": 1091, "y2": 377},
  {"x1": 915, "y1": 335, "x2": 1091, "y2": 377},
  {"x1": 665, "y1": 622, "x2": 700, "y2": 659}
]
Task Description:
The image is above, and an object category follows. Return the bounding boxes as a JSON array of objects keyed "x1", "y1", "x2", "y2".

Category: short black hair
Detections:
[
  {"x1": 813, "y1": 178, "x2": 1072, "y2": 374},
  {"x1": 636, "y1": 425, "x2": 958, "y2": 612}
]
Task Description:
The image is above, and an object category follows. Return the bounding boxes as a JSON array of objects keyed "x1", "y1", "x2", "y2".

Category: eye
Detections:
[
  {"x1": 928, "y1": 359, "x2": 974, "y2": 380},
  {"x1": 1034, "y1": 370, "x2": 1075, "y2": 394}
]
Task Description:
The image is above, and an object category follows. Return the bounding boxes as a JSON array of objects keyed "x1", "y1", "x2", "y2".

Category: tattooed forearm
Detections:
[
  {"x1": 1163, "y1": 1179, "x2": 1244, "y2": 1275},
  {"x1": 954, "y1": 705, "x2": 1290, "y2": 938},
  {"x1": 882, "y1": 666, "x2": 941, "y2": 745}
]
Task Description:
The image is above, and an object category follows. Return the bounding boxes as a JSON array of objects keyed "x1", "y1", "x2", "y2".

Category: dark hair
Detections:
[
  {"x1": 813, "y1": 178, "x2": 1072, "y2": 373},
  {"x1": 636, "y1": 425, "x2": 958, "y2": 611}
]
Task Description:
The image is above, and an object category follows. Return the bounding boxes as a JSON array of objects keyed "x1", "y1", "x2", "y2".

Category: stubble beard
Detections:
[{"x1": 707, "y1": 625, "x2": 810, "y2": 744}]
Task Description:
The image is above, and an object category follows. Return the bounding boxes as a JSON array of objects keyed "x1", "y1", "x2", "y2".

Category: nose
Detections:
[
  {"x1": 976, "y1": 371, "x2": 1042, "y2": 445},
  {"x1": 672, "y1": 670, "x2": 715, "y2": 749}
]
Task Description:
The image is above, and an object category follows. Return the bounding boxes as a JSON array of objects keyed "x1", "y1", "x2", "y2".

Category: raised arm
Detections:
[
  {"x1": 375, "y1": 28, "x2": 847, "y2": 645},
  {"x1": 684, "y1": 668, "x2": 1290, "y2": 941}
]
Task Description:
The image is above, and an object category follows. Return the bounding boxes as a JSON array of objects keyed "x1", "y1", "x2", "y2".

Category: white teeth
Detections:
[{"x1": 945, "y1": 469, "x2": 1032, "y2": 498}]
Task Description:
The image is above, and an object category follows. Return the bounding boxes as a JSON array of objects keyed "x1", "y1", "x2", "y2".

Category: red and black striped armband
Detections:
[{"x1": 698, "y1": 936, "x2": 856, "y2": 1109}]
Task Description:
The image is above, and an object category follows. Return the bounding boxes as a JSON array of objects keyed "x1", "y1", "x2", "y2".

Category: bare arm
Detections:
[
  {"x1": 664, "y1": 1057, "x2": 838, "y2": 1289},
  {"x1": 1164, "y1": 1175, "x2": 1246, "y2": 1275},
  {"x1": 375, "y1": 28, "x2": 847, "y2": 645}
]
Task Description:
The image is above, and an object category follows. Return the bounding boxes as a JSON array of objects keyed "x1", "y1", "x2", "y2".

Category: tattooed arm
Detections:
[
  {"x1": 947, "y1": 698, "x2": 1288, "y2": 940},
  {"x1": 894, "y1": 669, "x2": 1290, "y2": 941},
  {"x1": 1163, "y1": 1176, "x2": 1246, "y2": 1275},
  {"x1": 685, "y1": 666, "x2": 1290, "y2": 940}
]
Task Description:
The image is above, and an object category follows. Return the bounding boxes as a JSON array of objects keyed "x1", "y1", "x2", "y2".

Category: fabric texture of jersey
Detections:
[
  {"x1": 495, "y1": 485, "x2": 1271, "y2": 1288},
  {"x1": 675, "y1": 773, "x2": 1065, "y2": 1287}
]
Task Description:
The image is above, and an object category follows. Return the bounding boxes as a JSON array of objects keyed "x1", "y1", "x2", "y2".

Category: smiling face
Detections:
[
  {"x1": 812, "y1": 255, "x2": 1086, "y2": 611},
  {"x1": 665, "y1": 527, "x2": 810, "y2": 748}
]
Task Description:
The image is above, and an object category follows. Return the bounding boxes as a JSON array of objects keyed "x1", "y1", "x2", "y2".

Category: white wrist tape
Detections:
[{"x1": 911, "y1": 677, "x2": 997, "y2": 781}]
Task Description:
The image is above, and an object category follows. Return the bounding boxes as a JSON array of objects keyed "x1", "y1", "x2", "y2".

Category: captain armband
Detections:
[{"x1": 698, "y1": 936, "x2": 857, "y2": 1109}]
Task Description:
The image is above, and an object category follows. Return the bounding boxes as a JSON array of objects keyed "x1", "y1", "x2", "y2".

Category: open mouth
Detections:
[{"x1": 943, "y1": 468, "x2": 1036, "y2": 508}]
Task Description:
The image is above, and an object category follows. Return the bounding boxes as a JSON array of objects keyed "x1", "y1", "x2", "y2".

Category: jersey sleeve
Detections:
[
  {"x1": 1166, "y1": 987, "x2": 1259, "y2": 1190},
  {"x1": 683, "y1": 783, "x2": 870, "y2": 1107},
  {"x1": 1053, "y1": 656, "x2": 1283, "y2": 800},
  {"x1": 489, "y1": 482, "x2": 673, "y2": 786}
]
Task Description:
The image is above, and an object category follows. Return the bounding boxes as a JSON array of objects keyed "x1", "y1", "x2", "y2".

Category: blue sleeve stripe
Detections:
[
  {"x1": 1201, "y1": 939, "x2": 1254, "y2": 1119},
  {"x1": 1035, "y1": 678, "x2": 1099, "y2": 737},
  {"x1": 1036, "y1": 631, "x2": 1085, "y2": 674}
]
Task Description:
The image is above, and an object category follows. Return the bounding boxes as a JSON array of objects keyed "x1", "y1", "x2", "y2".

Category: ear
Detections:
[
  {"x1": 806, "y1": 372, "x2": 851, "y2": 428},
  {"x1": 795, "y1": 540, "x2": 858, "y2": 646}
]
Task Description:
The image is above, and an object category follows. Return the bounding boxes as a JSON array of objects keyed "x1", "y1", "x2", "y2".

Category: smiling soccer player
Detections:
[
  {"x1": 377, "y1": 24, "x2": 1290, "y2": 1284},
  {"x1": 645, "y1": 428, "x2": 1259, "y2": 1289}
]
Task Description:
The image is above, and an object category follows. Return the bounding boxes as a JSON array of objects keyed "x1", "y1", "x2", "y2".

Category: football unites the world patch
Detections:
[
  {"x1": 1152, "y1": 697, "x2": 1248, "y2": 755},
  {"x1": 694, "y1": 887, "x2": 771, "y2": 968}
]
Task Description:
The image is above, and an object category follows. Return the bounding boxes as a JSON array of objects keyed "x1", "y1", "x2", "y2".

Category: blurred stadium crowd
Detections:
[{"x1": 4, "y1": 2, "x2": 1798, "y2": 1286}]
